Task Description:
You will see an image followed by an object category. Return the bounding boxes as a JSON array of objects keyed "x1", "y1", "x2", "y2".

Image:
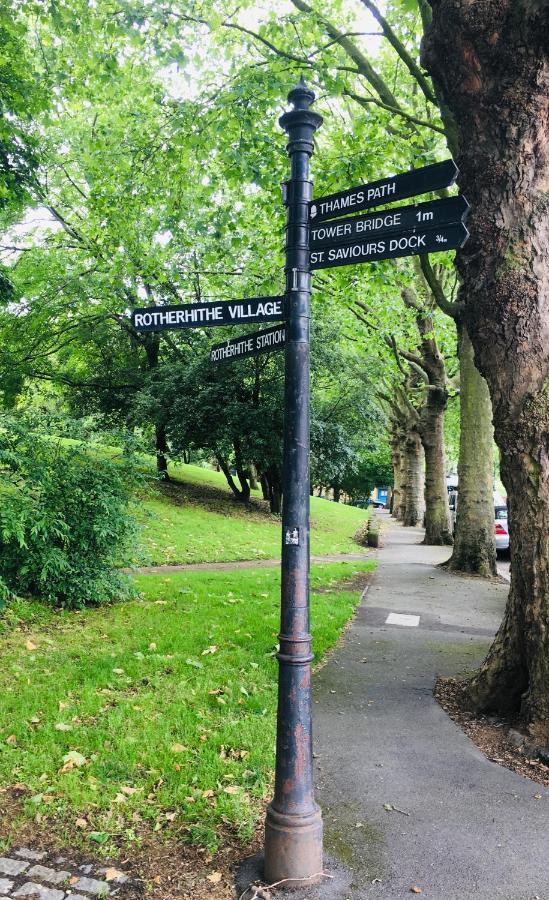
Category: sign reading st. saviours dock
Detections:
[{"x1": 131, "y1": 296, "x2": 284, "y2": 332}]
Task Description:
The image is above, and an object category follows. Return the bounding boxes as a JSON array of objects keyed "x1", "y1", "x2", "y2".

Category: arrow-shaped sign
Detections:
[
  {"x1": 210, "y1": 324, "x2": 286, "y2": 363},
  {"x1": 310, "y1": 195, "x2": 469, "y2": 250},
  {"x1": 309, "y1": 159, "x2": 459, "y2": 224},
  {"x1": 131, "y1": 297, "x2": 285, "y2": 333},
  {"x1": 310, "y1": 222, "x2": 469, "y2": 270}
]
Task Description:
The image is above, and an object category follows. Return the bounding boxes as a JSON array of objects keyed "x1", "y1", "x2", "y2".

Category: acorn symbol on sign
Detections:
[{"x1": 310, "y1": 205, "x2": 317, "y2": 218}]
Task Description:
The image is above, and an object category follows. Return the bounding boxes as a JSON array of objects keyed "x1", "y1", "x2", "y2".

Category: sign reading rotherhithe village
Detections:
[
  {"x1": 131, "y1": 296, "x2": 284, "y2": 332},
  {"x1": 309, "y1": 158, "x2": 458, "y2": 223}
]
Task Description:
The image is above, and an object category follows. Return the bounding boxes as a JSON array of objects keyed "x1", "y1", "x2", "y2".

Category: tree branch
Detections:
[
  {"x1": 343, "y1": 89, "x2": 446, "y2": 134},
  {"x1": 418, "y1": 254, "x2": 464, "y2": 319},
  {"x1": 359, "y1": 0, "x2": 437, "y2": 104}
]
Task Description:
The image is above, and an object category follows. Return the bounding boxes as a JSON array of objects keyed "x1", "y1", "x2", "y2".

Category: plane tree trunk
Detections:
[
  {"x1": 403, "y1": 425, "x2": 424, "y2": 527},
  {"x1": 423, "y1": 0, "x2": 549, "y2": 741},
  {"x1": 400, "y1": 289, "x2": 452, "y2": 545},
  {"x1": 449, "y1": 325, "x2": 497, "y2": 575}
]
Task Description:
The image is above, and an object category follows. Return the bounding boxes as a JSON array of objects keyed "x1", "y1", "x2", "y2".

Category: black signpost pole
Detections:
[{"x1": 263, "y1": 80, "x2": 323, "y2": 887}]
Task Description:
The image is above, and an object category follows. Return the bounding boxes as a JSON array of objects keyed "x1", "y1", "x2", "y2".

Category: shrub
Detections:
[{"x1": 0, "y1": 418, "x2": 136, "y2": 608}]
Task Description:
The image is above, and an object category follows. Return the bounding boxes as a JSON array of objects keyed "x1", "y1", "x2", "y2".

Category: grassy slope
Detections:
[
  {"x1": 0, "y1": 561, "x2": 374, "y2": 854},
  {"x1": 132, "y1": 461, "x2": 368, "y2": 566}
]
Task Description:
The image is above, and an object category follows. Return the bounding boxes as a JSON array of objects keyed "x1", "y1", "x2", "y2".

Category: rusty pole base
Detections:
[{"x1": 264, "y1": 802, "x2": 323, "y2": 888}]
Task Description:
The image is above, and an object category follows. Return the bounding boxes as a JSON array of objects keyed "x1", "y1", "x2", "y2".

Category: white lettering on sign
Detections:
[
  {"x1": 388, "y1": 234, "x2": 426, "y2": 251},
  {"x1": 317, "y1": 181, "x2": 396, "y2": 218},
  {"x1": 326, "y1": 241, "x2": 386, "y2": 262},
  {"x1": 355, "y1": 212, "x2": 402, "y2": 233},
  {"x1": 311, "y1": 222, "x2": 352, "y2": 242},
  {"x1": 228, "y1": 300, "x2": 282, "y2": 320}
]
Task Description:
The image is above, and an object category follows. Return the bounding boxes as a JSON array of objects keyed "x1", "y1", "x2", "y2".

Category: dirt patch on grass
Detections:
[
  {"x1": 313, "y1": 569, "x2": 373, "y2": 596},
  {"x1": 435, "y1": 676, "x2": 549, "y2": 787},
  {"x1": 0, "y1": 787, "x2": 260, "y2": 899},
  {"x1": 155, "y1": 478, "x2": 277, "y2": 522}
]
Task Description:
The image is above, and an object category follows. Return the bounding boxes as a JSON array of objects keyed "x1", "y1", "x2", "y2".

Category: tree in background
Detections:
[{"x1": 423, "y1": 0, "x2": 549, "y2": 739}]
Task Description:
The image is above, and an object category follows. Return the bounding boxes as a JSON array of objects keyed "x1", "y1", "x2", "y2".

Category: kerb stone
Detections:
[
  {"x1": 13, "y1": 883, "x2": 65, "y2": 900},
  {"x1": 27, "y1": 866, "x2": 71, "y2": 885},
  {"x1": 73, "y1": 877, "x2": 109, "y2": 896},
  {"x1": 0, "y1": 858, "x2": 30, "y2": 876}
]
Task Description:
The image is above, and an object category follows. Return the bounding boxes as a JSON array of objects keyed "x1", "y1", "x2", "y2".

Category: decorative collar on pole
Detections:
[{"x1": 287, "y1": 76, "x2": 315, "y2": 110}]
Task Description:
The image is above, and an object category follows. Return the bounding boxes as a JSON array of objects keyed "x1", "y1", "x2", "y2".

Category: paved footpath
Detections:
[{"x1": 309, "y1": 513, "x2": 548, "y2": 900}]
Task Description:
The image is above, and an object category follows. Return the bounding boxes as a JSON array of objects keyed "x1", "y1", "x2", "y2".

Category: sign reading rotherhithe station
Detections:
[
  {"x1": 310, "y1": 222, "x2": 469, "y2": 270},
  {"x1": 210, "y1": 324, "x2": 286, "y2": 363},
  {"x1": 131, "y1": 296, "x2": 285, "y2": 332},
  {"x1": 309, "y1": 159, "x2": 458, "y2": 224},
  {"x1": 310, "y1": 195, "x2": 469, "y2": 250}
]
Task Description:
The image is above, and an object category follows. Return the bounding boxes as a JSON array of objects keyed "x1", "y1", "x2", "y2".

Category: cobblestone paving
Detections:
[{"x1": 0, "y1": 850, "x2": 135, "y2": 900}]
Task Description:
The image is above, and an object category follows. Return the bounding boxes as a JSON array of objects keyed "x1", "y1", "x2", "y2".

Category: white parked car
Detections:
[
  {"x1": 448, "y1": 490, "x2": 509, "y2": 554},
  {"x1": 494, "y1": 495, "x2": 509, "y2": 553}
]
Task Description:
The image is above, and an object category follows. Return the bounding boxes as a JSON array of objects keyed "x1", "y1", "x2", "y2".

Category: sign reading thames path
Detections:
[
  {"x1": 309, "y1": 158, "x2": 458, "y2": 223},
  {"x1": 130, "y1": 296, "x2": 284, "y2": 332}
]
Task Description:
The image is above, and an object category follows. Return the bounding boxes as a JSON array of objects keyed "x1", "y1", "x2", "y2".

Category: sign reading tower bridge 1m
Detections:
[
  {"x1": 309, "y1": 194, "x2": 470, "y2": 250},
  {"x1": 309, "y1": 159, "x2": 458, "y2": 223}
]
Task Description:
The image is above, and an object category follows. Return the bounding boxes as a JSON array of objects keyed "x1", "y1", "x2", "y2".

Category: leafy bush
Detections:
[{"x1": 0, "y1": 418, "x2": 136, "y2": 608}]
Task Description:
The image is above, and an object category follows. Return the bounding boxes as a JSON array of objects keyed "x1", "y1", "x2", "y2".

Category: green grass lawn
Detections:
[
  {"x1": 0, "y1": 560, "x2": 375, "y2": 855},
  {"x1": 131, "y1": 464, "x2": 369, "y2": 566}
]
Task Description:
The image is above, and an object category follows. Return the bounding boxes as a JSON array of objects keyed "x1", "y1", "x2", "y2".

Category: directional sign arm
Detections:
[
  {"x1": 310, "y1": 222, "x2": 469, "y2": 270},
  {"x1": 309, "y1": 195, "x2": 469, "y2": 250},
  {"x1": 310, "y1": 159, "x2": 459, "y2": 222}
]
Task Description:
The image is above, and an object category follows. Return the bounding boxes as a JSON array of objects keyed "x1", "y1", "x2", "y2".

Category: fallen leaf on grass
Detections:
[
  {"x1": 207, "y1": 872, "x2": 222, "y2": 884},
  {"x1": 59, "y1": 750, "x2": 87, "y2": 773},
  {"x1": 55, "y1": 722, "x2": 73, "y2": 732},
  {"x1": 121, "y1": 785, "x2": 140, "y2": 795},
  {"x1": 104, "y1": 868, "x2": 125, "y2": 881},
  {"x1": 75, "y1": 818, "x2": 88, "y2": 829},
  {"x1": 170, "y1": 743, "x2": 187, "y2": 753},
  {"x1": 201, "y1": 645, "x2": 218, "y2": 656},
  {"x1": 6, "y1": 735, "x2": 17, "y2": 746},
  {"x1": 25, "y1": 640, "x2": 37, "y2": 651},
  {"x1": 223, "y1": 786, "x2": 240, "y2": 795}
]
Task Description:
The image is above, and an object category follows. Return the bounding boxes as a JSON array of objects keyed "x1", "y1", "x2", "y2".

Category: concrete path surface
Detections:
[{"x1": 309, "y1": 512, "x2": 548, "y2": 899}]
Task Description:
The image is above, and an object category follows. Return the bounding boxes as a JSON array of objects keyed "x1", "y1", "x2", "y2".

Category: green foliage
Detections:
[
  {"x1": 341, "y1": 446, "x2": 394, "y2": 502},
  {"x1": 0, "y1": 417, "x2": 136, "y2": 608},
  {"x1": 0, "y1": 561, "x2": 374, "y2": 852}
]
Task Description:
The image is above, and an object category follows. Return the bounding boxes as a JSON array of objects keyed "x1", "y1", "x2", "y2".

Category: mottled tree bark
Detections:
[
  {"x1": 423, "y1": 0, "x2": 549, "y2": 739},
  {"x1": 448, "y1": 325, "x2": 497, "y2": 575},
  {"x1": 403, "y1": 427, "x2": 424, "y2": 526},
  {"x1": 401, "y1": 290, "x2": 452, "y2": 545}
]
